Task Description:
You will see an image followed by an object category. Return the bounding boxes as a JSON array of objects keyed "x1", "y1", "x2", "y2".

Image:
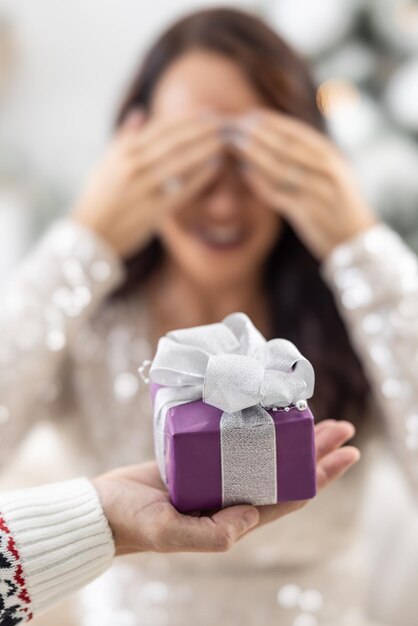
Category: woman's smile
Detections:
[{"x1": 191, "y1": 223, "x2": 248, "y2": 251}]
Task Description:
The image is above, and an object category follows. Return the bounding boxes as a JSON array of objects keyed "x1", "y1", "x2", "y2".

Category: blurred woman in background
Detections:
[{"x1": 1, "y1": 7, "x2": 417, "y2": 626}]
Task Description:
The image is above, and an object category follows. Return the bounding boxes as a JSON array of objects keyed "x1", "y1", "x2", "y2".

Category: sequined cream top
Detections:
[{"x1": 1, "y1": 219, "x2": 417, "y2": 626}]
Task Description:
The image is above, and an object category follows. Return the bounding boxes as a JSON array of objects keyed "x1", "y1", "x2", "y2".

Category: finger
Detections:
[
  {"x1": 116, "y1": 109, "x2": 147, "y2": 147},
  {"x1": 254, "y1": 445, "x2": 360, "y2": 529},
  {"x1": 162, "y1": 505, "x2": 259, "y2": 553},
  {"x1": 315, "y1": 421, "x2": 356, "y2": 462},
  {"x1": 123, "y1": 138, "x2": 222, "y2": 215},
  {"x1": 119, "y1": 156, "x2": 222, "y2": 242},
  {"x1": 240, "y1": 152, "x2": 336, "y2": 224},
  {"x1": 236, "y1": 119, "x2": 331, "y2": 179},
  {"x1": 143, "y1": 135, "x2": 223, "y2": 191},
  {"x1": 232, "y1": 130, "x2": 335, "y2": 207},
  {"x1": 316, "y1": 446, "x2": 360, "y2": 491},
  {"x1": 230, "y1": 134, "x2": 287, "y2": 188},
  {"x1": 169, "y1": 156, "x2": 222, "y2": 209},
  {"x1": 240, "y1": 165, "x2": 298, "y2": 218},
  {"x1": 247, "y1": 108, "x2": 331, "y2": 158},
  {"x1": 241, "y1": 165, "x2": 333, "y2": 230},
  {"x1": 126, "y1": 110, "x2": 220, "y2": 154},
  {"x1": 119, "y1": 109, "x2": 147, "y2": 135},
  {"x1": 314, "y1": 419, "x2": 337, "y2": 434},
  {"x1": 131, "y1": 116, "x2": 222, "y2": 170}
]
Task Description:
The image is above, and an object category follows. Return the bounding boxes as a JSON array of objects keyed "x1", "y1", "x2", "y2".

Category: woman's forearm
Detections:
[
  {"x1": 0, "y1": 219, "x2": 125, "y2": 467},
  {"x1": 321, "y1": 222, "x2": 418, "y2": 493}
]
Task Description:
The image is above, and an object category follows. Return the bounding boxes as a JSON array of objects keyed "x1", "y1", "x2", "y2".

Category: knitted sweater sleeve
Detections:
[{"x1": 0, "y1": 478, "x2": 115, "y2": 624}]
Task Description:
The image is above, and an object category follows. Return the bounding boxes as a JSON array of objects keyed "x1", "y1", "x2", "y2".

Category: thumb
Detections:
[
  {"x1": 164, "y1": 505, "x2": 260, "y2": 553},
  {"x1": 210, "y1": 505, "x2": 260, "y2": 548}
]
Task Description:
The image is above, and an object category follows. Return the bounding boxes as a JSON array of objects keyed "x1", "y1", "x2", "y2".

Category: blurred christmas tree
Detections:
[{"x1": 263, "y1": 0, "x2": 418, "y2": 252}]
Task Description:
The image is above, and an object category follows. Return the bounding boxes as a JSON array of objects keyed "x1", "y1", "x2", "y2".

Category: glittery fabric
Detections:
[
  {"x1": 149, "y1": 312, "x2": 314, "y2": 505},
  {"x1": 321, "y1": 223, "x2": 418, "y2": 473},
  {"x1": 1, "y1": 219, "x2": 416, "y2": 625}
]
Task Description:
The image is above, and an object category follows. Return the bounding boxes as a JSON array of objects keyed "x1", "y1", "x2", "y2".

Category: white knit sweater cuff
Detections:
[{"x1": 0, "y1": 478, "x2": 115, "y2": 618}]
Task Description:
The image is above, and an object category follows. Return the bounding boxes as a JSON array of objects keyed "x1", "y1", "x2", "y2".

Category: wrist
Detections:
[
  {"x1": 92, "y1": 476, "x2": 132, "y2": 557},
  {"x1": 66, "y1": 214, "x2": 126, "y2": 274},
  {"x1": 91, "y1": 476, "x2": 116, "y2": 540},
  {"x1": 335, "y1": 216, "x2": 379, "y2": 252},
  {"x1": 71, "y1": 209, "x2": 116, "y2": 252},
  {"x1": 321, "y1": 212, "x2": 379, "y2": 262}
]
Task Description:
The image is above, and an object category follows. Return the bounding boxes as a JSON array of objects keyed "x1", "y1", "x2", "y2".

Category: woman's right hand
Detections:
[{"x1": 73, "y1": 110, "x2": 223, "y2": 258}]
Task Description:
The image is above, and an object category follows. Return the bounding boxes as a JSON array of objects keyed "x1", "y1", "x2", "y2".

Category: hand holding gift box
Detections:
[{"x1": 141, "y1": 312, "x2": 316, "y2": 513}]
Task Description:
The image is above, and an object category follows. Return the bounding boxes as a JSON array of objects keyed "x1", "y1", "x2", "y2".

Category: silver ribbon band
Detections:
[
  {"x1": 221, "y1": 407, "x2": 277, "y2": 505},
  {"x1": 148, "y1": 312, "x2": 315, "y2": 505}
]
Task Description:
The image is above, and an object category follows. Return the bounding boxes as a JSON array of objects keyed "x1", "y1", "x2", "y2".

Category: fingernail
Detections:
[
  {"x1": 235, "y1": 111, "x2": 260, "y2": 132},
  {"x1": 208, "y1": 155, "x2": 223, "y2": 169},
  {"x1": 340, "y1": 420, "x2": 356, "y2": 432},
  {"x1": 202, "y1": 108, "x2": 221, "y2": 122},
  {"x1": 219, "y1": 124, "x2": 236, "y2": 142},
  {"x1": 222, "y1": 129, "x2": 248, "y2": 149},
  {"x1": 242, "y1": 508, "x2": 259, "y2": 531},
  {"x1": 232, "y1": 132, "x2": 248, "y2": 149},
  {"x1": 237, "y1": 160, "x2": 251, "y2": 173},
  {"x1": 123, "y1": 109, "x2": 145, "y2": 128}
]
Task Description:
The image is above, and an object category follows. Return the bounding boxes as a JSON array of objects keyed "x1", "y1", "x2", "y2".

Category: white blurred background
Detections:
[{"x1": 0, "y1": 1, "x2": 417, "y2": 625}]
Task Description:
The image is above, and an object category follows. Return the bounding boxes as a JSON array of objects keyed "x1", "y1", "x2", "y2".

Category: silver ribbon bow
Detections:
[{"x1": 148, "y1": 312, "x2": 315, "y2": 506}]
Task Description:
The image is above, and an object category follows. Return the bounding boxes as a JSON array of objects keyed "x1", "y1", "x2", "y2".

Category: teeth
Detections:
[{"x1": 199, "y1": 228, "x2": 243, "y2": 245}]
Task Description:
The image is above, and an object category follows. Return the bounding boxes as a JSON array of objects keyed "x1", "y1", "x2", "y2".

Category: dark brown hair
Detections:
[{"x1": 115, "y1": 7, "x2": 370, "y2": 424}]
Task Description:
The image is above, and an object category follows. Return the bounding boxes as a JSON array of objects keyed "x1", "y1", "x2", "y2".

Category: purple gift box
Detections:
[
  {"x1": 150, "y1": 383, "x2": 316, "y2": 513},
  {"x1": 144, "y1": 312, "x2": 317, "y2": 513}
]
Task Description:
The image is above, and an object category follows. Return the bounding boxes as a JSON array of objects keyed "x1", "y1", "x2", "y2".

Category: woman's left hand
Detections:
[{"x1": 228, "y1": 109, "x2": 377, "y2": 261}]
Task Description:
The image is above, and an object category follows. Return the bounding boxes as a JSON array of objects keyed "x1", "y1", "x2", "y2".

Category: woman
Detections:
[{"x1": 1, "y1": 7, "x2": 417, "y2": 625}]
